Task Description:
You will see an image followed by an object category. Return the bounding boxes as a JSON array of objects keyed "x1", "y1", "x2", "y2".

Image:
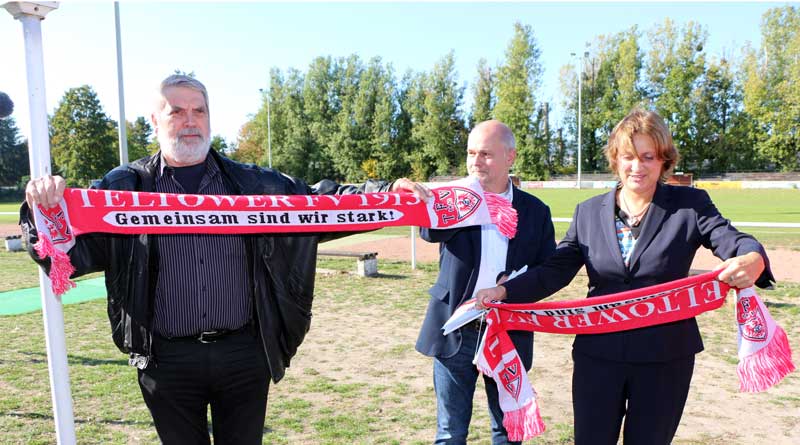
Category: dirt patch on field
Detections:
[{"x1": 348, "y1": 235, "x2": 800, "y2": 283}]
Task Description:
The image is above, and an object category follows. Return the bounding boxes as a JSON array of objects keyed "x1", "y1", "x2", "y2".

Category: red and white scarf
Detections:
[
  {"x1": 31, "y1": 178, "x2": 517, "y2": 295},
  {"x1": 473, "y1": 271, "x2": 795, "y2": 441}
]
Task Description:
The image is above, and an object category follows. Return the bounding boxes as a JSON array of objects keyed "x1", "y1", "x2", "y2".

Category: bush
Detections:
[{"x1": 0, "y1": 186, "x2": 23, "y2": 202}]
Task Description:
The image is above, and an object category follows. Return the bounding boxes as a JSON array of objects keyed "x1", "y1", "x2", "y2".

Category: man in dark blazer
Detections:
[{"x1": 416, "y1": 120, "x2": 556, "y2": 445}]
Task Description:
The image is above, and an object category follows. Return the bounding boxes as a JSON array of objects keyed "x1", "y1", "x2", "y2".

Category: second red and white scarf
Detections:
[{"x1": 472, "y1": 271, "x2": 795, "y2": 441}]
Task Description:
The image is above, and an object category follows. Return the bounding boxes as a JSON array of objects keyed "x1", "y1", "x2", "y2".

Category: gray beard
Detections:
[{"x1": 159, "y1": 133, "x2": 210, "y2": 165}]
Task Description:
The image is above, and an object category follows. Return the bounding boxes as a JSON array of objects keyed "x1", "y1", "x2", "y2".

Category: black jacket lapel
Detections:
[{"x1": 505, "y1": 187, "x2": 522, "y2": 270}]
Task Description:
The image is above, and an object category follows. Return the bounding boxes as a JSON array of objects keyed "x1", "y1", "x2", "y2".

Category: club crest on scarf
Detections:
[
  {"x1": 38, "y1": 204, "x2": 73, "y2": 246},
  {"x1": 432, "y1": 187, "x2": 481, "y2": 226},
  {"x1": 499, "y1": 358, "x2": 523, "y2": 400},
  {"x1": 737, "y1": 295, "x2": 768, "y2": 342}
]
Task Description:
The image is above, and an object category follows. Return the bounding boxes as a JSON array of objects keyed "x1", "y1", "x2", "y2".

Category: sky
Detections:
[{"x1": 0, "y1": 1, "x2": 788, "y2": 147}]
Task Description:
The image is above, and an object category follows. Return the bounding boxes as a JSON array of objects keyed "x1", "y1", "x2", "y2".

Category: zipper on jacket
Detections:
[{"x1": 249, "y1": 237, "x2": 273, "y2": 380}]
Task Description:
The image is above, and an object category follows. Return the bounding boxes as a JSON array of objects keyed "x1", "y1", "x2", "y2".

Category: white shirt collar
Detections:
[{"x1": 499, "y1": 178, "x2": 514, "y2": 202}]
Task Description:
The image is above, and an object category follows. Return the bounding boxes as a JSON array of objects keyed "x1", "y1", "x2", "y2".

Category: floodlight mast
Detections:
[{"x1": 2, "y1": 2, "x2": 77, "y2": 444}]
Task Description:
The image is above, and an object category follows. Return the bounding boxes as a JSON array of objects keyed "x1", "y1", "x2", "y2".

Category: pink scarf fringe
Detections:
[
  {"x1": 33, "y1": 236, "x2": 76, "y2": 295},
  {"x1": 504, "y1": 395, "x2": 546, "y2": 441},
  {"x1": 738, "y1": 325, "x2": 796, "y2": 392},
  {"x1": 485, "y1": 192, "x2": 518, "y2": 239}
]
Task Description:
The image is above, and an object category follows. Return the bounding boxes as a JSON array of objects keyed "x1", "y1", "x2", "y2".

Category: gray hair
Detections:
[{"x1": 157, "y1": 74, "x2": 209, "y2": 114}]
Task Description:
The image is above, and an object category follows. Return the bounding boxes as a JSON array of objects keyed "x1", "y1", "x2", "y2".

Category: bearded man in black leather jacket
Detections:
[{"x1": 21, "y1": 74, "x2": 429, "y2": 445}]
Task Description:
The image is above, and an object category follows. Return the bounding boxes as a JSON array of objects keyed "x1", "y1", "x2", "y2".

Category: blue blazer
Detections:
[
  {"x1": 415, "y1": 187, "x2": 556, "y2": 367},
  {"x1": 503, "y1": 183, "x2": 774, "y2": 362}
]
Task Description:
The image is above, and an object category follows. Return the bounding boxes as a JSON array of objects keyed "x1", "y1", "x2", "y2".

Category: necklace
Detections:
[{"x1": 619, "y1": 190, "x2": 651, "y2": 227}]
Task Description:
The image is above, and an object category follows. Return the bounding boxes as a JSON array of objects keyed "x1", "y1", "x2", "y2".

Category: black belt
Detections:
[{"x1": 159, "y1": 323, "x2": 254, "y2": 344}]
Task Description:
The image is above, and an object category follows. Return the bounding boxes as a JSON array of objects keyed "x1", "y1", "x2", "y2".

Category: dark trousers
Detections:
[
  {"x1": 572, "y1": 350, "x2": 695, "y2": 445},
  {"x1": 138, "y1": 331, "x2": 270, "y2": 445}
]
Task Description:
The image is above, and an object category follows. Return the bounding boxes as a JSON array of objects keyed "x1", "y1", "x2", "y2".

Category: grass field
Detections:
[
  {"x1": 0, "y1": 202, "x2": 17, "y2": 224},
  {"x1": 1, "y1": 256, "x2": 798, "y2": 444},
  {"x1": 525, "y1": 188, "x2": 800, "y2": 249},
  {"x1": 525, "y1": 188, "x2": 800, "y2": 222}
]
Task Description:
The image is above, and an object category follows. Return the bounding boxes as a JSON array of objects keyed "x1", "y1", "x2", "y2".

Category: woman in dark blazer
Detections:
[{"x1": 475, "y1": 109, "x2": 774, "y2": 445}]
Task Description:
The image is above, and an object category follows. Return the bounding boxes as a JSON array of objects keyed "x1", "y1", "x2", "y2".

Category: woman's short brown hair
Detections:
[{"x1": 604, "y1": 108, "x2": 680, "y2": 182}]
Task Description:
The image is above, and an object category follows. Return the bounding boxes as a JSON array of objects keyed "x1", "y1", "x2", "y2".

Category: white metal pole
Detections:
[
  {"x1": 114, "y1": 1, "x2": 128, "y2": 165},
  {"x1": 577, "y1": 55, "x2": 583, "y2": 190},
  {"x1": 410, "y1": 226, "x2": 416, "y2": 270},
  {"x1": 4, "y1": 3, "x2": 77, "y2": 444}
]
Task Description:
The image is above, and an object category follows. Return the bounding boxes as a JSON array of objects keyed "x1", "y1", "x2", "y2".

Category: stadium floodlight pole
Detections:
[
  {"x1": 571, "y1": 51, "x2": 586, "y2": 189},
  {"x1": 114, "y1": 1, "x2": 128, "y2": 165},
  {"x1": 258, "y1": 87, "x2": 273, "y2": 168},
  {"x1": 266, "y1": 91, "x2": 272, "y2": 168},
  {"x1": 577, "y1": 54, "x2": 582, "y2": 189},
  {"x1": 2, "y1": 2, "x2": 77, "y2": 444}
]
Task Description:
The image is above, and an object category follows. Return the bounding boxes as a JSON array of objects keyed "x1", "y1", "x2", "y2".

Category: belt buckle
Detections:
[{"x1": 198, "y1": 330, "x2": 221, "y2": 343}]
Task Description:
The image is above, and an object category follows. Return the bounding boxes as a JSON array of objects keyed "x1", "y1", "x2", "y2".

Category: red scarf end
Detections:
[
  {"x1": 33, "y1": 236, "x2": 76, "y2": 296},
  {"x1": 503, "y1": 398, "x2": 546, "y2": 441},
  {"x1": 737, "y1": 326, "x2": 796, "y2": 392}
]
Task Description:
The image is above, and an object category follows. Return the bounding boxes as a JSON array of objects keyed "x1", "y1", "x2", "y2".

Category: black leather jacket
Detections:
[{"x1": 21, "y1": 150, "x2": 389, "y2": 382}]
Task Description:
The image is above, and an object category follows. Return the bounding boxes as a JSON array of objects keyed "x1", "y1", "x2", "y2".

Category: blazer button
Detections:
[{"x1": 623, "y1": 278, "x2": 631, "y2": 284}]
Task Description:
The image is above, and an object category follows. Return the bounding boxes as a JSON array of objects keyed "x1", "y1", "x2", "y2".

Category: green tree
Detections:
[
  {"x1": 210, "y1": 135, "x2": 229, "y2": 154},
  {"x1": 494, "y1": 22, "x2": 546, "y2": 179},
  {"x1": 329, "y1": 55, "x2": 369, "y2": 180},
  {"x1": 50, "y1": 85, "x2": 118, "y2": 187},
  {"x1": 694, "y1": 56, "x2": 765, "y2": 173},
  {"x1": 561, "y1": 28, "x2": 644, "y2": 174},
  {"x1": 392, "y1": 70, "x2": 421, "y2": 179},
  {"x1": 126, "y1": 116, "x2": 153, "y2": 161},
  {"x1": 234, "y1": 68, "x2": 314, "y2": 179},
  {"x1": 410, "y1": 51, "x2": 467, "y2": 180},
  {"x1": 303, "y1": 57, "x2": 341, "y2": 181},
  {"x1": 646, "y1": 19, "x2": 708, "y2": 171},
  {"x1": 551, "y1": 127, "x2": 570, "y2": 174},
  {"x1": 0, "y1": 117, "x2": 29, "y2": 186},
  {"x1": 469, "y1": 58, "x2": 494, "y2": 129},
  {"x1": 742, "y1": 6, "x2": 800, "y2": 170},
  {"x1": 232, "y1": 119, "x2": 264, "y2": 165},
  {"x1": 327, "y1": 56, "x2": 401, "y2": 181},
  {"x1": 367, "y1": 61, "x2": 404, "y2": 180},
  {"x1": 274, "y1": 68, "x2": 314, "y2": 178}
]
